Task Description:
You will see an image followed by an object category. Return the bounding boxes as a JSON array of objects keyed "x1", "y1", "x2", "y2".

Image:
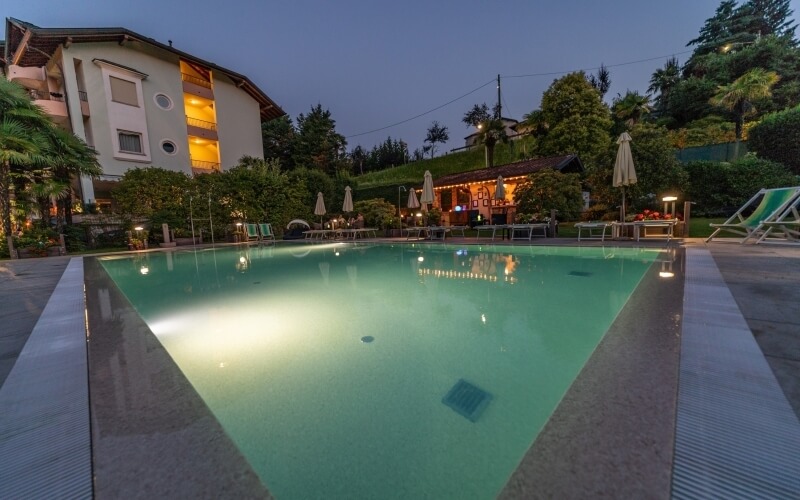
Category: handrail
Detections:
[
  {"x1": 190, "y1": 159, "x2": 220, "y2": 170},
  {"x1": 186, "y1": 116, "x2": 217, "y2": 131},
  {"x1": 30, "y1": 90, "x2": 65, "y2": 102},
  {"x1": 78, "y1": 90, "x2": 88, "y2": 102},
  {"x1": 181, "y1": 73, "x2": 212, "y2": 89}
]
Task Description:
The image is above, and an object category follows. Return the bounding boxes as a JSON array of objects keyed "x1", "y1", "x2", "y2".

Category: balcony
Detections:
[
  {"x1": 6, "y1": 64, "x2": 46, "y2": 90},
  {"x1": 186, "y1": 115, "x2": 218, "y2": 140},
  {"x1": 30, "y1": 90, "x2": 68, "y2": 123},
  {"x1": 182, "y1": 72, "x2": 214, "y2": 100},
  {"x1": 191, "y1": 159, "x2": 221, "y2": 175}
]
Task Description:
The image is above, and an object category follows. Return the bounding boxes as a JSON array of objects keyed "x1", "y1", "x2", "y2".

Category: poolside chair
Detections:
[
  {"x1": 755, "y1": 192, "x2": 800, "y2": 245},
  {"x1": 258, "y1": 223, "x2": 276, "y2": 243},
  {"x1": 244, "y1": 223, "x2": 260, "y2": 242},
  {"x1": 706, "y1": 186, "x2": 800, "y2": 243}
]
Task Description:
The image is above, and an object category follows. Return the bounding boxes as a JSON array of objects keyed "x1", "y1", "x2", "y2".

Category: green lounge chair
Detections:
[
  {"x1": 244, "y1": 223, "x2": 260, "y2": 242},
  {"x1": 755, "y1": 192, "x2": 800, "y2": 245},
  {"x1": 706, "y1": 186, "x2": 800, "y2": 243},
  {"x1": 258, "y1": 223, "x2": 276, "y2": 242}
]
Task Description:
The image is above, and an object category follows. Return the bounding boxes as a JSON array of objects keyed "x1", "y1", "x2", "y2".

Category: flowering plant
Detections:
[{"x1": 632, "y1": 209, "x2": 682, "y2": 221}]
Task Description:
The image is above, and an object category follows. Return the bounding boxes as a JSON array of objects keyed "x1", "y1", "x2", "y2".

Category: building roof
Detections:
[
  {"x1": 2, "y1": 18, "x2": 285, "y2": 121},
  {"x1": 432, "y1": 154, "x2": 583, "y2": 190}
]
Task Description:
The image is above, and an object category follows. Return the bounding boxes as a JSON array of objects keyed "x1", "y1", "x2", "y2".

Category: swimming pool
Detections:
[{"x1": 97, "y1": 243, "x2": 661, "y2": 498}]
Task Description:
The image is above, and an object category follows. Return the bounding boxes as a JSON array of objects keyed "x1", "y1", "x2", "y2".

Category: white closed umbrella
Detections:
[
  {"x1": 342, "y1": 186, "x2": 353, "y2": 213},
  {"x1": 612, "y1": 132, "x2": 637, "y2": 221},
  {"x1": 314, "y1": 192, "x2": 326, "y2": 225},
  {"x1": 494, "y1": 175, "x2": 505, "y2": 200},
  {"x1": 420, "y1": 170, "x2": 434, "y2": 209},
  {"x1": 407, "y1": 189, "x2": 420, "y2": 209}
]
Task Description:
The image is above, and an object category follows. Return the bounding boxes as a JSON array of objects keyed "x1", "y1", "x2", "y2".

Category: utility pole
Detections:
[{"x1": 496, "y1": 74, "x2": 501, "y2": 119}]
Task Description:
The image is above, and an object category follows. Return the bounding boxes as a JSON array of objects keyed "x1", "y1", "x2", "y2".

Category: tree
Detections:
[
  {"x1": 709, "y1": 67, "x2": 780, "y2": 139},
  {"x1": 424, "y1": 121, "x2": 449, "y2": 158},
  {"x1": 476, "y1": 118, "x2": 508, "y2": 168},
  {"x1": 648, "y1": 57, "x2": 681, "y2": 114},
  {"x1": 612, "y1": 91, "x2": 652, "y2": 128},
  {"x1": 0, "y1": 76, "x2": 51, "y2": 242},
  {"x1": 39, "y1": 125, "x2": 100, "y2": 228},
  {"x1": 587, "y1": 123, "x2": 687, "y2": 212},
  {"x1": 687, "y1": 0, "x2": 742, "y2": 58},
  {"x1": 293, "y1": 104, "x2": 347, "y2": 174},
  {"x1": 261, "y1": 115, "x2": 295, "y2": 170},
  {"x1": 748, "y1": 104, "x2": 800, "y2": 174},
  {"x1": 513, "y1": 169, "x2": 584, "y2": 220},
  {"x1": 537, "y1": 72, "x2": 612, "y2": 167},
  {"x1": 586, "y1": 64, "x2": 611, "y2": 99},
  {"x1": 521, "y1": 109, "x2": 549, "y2": 139},
  {"x1": 112, "y1": 167, "x2": 192, "y2": 220},
  {"x1": 462, "y1": 103, "x2": 491, "y2": 127}
]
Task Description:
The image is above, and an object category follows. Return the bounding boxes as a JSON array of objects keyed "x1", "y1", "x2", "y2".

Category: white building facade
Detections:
[{"x1": 2, "y1": 18, "x2": 284, "y2": 210}]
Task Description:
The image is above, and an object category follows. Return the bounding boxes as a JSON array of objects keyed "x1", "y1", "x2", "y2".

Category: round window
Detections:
[
  {"x1": 161, "y1": 140, "x2": 177, "y2": 155},
  {"x1": 154, "y1": 93, "x2": 173, "y2": 110}
]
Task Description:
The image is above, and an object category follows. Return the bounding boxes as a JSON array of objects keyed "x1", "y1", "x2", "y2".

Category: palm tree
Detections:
[
  {"x1": 648, "y1": 57, "x2": 681, "y2": 114},
  {"x1": 424, "y1": 121, "x2": 449, "y2": 158},
  {"x1": 612, "y1": 91, "x2": 652, "y2": 128},
  {"x1": 39, "y1": 125, "x2": 101, "y2": 228},
  {"x1": 0, "y1": 76, "x2": 51, "y2": 247},
  {"x1": 476, "y1": 118, "x2": 508, "y2": 168},
  {"x1": 709, "y1": 68, "x2": 780, "y2": 140}
]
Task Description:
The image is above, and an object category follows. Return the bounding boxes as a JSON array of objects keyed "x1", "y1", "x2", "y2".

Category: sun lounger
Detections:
[
  {"x1": 575, "y1": 222, "x2": 612, "y2": 242},
  {"x1": 427, "y1": 226, "x2": 449, "y2": 240},
  {"x1": 448, "y1": 225, "x2": 468, "y2": 237},
  {"x1": 474, "y1": 224, "x2": 506, "y2": 240},
  {"x1": 258, "y1": 223, "x2": 275, "y2": 242},
  {"x1": 755, "y1": 192, "x2": 800, "y2": 245},
  {"x1": 244, "y1": 223, "x2": 260, "y2": 242},
  {"x1": 706, "y1": 186, "x2": 800, "y2": 243},
  {"x1": 510, "y1": 224, "x2": 548, "y2": 241}
]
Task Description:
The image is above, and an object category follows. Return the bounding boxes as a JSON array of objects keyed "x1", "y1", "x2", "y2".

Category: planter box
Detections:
[{"x1": 17, "y1": 246, "x2": 64, "y2": 258}]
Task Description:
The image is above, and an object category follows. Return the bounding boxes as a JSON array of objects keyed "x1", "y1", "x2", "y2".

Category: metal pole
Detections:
[
  {"x1": 208, "y1": 193, "x2": 214, "y2": 246},
  {"x1": 496, "y1": 74, "x2": 501, "y2": 119},
  {"x1": 190, "y1": 195, "x2": 195, "y2": 243}
]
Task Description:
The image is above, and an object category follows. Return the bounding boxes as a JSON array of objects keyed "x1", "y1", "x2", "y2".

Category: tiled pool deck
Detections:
[{"x1": 1, "y1": 238, "x2": 798, "y2": 498}]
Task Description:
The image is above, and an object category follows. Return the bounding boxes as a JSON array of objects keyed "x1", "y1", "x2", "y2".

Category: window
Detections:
[
  {"x1": 161, "y1": 140, "x2": 177, "y2": 155},
  {"x1": 154, "y1": 93, "x2": 173, "y2": 110},
  {"x1": 109, "y1": 76, "x2": 138, "y2": 106},
  {"x1": 118, "y1": 131, "x2": 143, "y2": 153}
]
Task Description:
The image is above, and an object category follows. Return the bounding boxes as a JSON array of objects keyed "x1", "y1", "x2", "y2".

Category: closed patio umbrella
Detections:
[
  {"x1": 420, "y1": 170, "x2": 434, "y2": 209},
  {"x1": 494, "y1": 175, "x2": 505, "y2": 200},
  {"x1": 612, "y1": 132, "x2": 637, "y2": 221},
  {"x1": 343, "y1": 186, "x2": 353, "y2": 213},
  {"x1": 407, "y1": 188, "x2": 420, "y2": 209},
  {"x1": 314, "y1": 192, "x2": 326, "y2": 225}
]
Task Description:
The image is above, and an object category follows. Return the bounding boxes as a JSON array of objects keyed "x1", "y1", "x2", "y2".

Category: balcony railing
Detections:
[
  {"x1": 29, "y1": 90, "x2": 65, "y2": 102},
  {"x1": 181, "y1": 73, "x2": 212, "y2": 89},
  {"x1": 78, "y1": 90, "x2": 88, "y2": 102},
  {"x1": 190, "y1": 159, "x2": 220, "y2": 171},
  {"x1": 186, "y1": 116, "x2": 217, "y2": 131}
]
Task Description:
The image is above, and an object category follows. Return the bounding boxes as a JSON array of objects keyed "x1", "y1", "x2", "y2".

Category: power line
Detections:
[
  {"x1": 502, "y1": 50, "x2": 692, "y2": 79},
  {"x1": 346, "y1": 79, "x2": 495, "y2": 138},
  {"x1": 346, "y1": 48, "x2": 693, "y2": 140}
]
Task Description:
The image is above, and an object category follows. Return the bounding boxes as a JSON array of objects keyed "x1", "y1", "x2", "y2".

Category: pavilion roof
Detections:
[{"x1": 432, "y1": 154, "x2": 583, "y2": 190}]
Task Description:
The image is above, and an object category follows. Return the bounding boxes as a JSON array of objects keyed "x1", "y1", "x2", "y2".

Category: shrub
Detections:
[
  {"x1": 513, "y1": 169, "x2": 584, "y2": 221},
  {"x1": 63, "y1": 224, "x2": 89, "y2": 252},
  {"x1": 353, "y1": 198, "x2": 397, "y2": 229},
  {"x1": 685, "y1": 155, "x2": 798, "y2": 216},
  {"x1": 748, "y1": 105, "x2": 800, "y2": 175}
]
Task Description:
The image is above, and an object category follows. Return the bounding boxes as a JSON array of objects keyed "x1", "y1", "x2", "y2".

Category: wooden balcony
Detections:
[{"x1": 181, "y1": 73, "x2": 214, "y2": 100}]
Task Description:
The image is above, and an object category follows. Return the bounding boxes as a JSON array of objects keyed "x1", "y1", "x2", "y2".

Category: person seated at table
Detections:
[{"x1": 353, "y1": 213, "x2": 365, "y2": 229}]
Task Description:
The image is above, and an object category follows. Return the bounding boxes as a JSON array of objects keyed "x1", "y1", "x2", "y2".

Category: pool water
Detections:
[{"x1": 99, "y1": 243, "x2": 659, "y2": 499}]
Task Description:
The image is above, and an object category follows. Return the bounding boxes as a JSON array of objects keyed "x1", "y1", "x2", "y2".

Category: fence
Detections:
[{"x1": 675, "y1": 142, "x2": 748, "y2": 163}]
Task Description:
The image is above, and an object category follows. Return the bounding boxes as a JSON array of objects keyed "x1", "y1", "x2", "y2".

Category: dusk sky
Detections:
[{"x1": 5, "y1": 1, "x2": 800, "y2": 154}]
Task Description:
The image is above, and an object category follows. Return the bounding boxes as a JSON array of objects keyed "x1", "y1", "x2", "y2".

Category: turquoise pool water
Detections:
[{"x1": 98, "y1": 243, "x2": 660, "y2": 499}]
